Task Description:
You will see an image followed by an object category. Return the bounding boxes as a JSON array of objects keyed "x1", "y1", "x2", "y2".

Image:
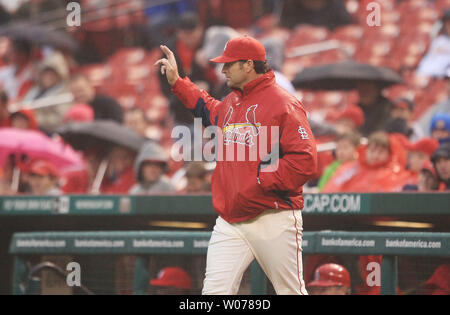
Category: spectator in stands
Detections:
[
  {"x1": 356, "y1": 81, "x2": 394, "y2": 136},
  {"x1": 415, "y1": 66, "x2": 450, "y2": 137},
  {"x1": 416, "y1": 9, "x2": 450, "y2": 78},
  {"x1": 402, "y1": 138, "x2": 440, "y2": 190},
  {"x1": 431, "y1": 142, "x2": 450, "y2": 190},
  {"x1": 430, "y1": 113, "x2": 450, "y2": 142},
  {"x1": 68, "y1": 73, "x2": 124, "y2": 123},
  {"x1": 124, "y1": 107, "x2": 149, "y2": 138},
  {"x1": 26, "y1": 159, "x2": 60, "y2": 195},
  {"x1": 416, "y1": 165, "x2": 440, "y2": 192},
  {"x1": 0, "y1": 89, "x2": 9, "y2": 127},
  {"x1": 62, "y1": 103, "x2": 94, "y2": 124},
  {"x1": 196, "y1": 25, "x2": 240, "y2": 101},
  {"x1": 261, "y1": 37, "x2": 296, "y2": 95},
  {"x1": 61, "y1": 146, "x2": 105, "y2": 194},
  {"x1": 149, "y1": 266, "x2": 193, "y2": 295},
  {"x1": 197, "y1": 0, "x2": 269, "y2": 30},
  {"x1": 306, "y1": 263, "x2": 351, "y2": 295},
  {"x1": 184, "y1": 161, "x2": 211, "y2": 193},
  {"x1": 278, "y1": 0, "x2": 353, "y2": 30},
  {"x1": 422, "y1": 264, "x2": 450, "y2": 295},
  {"x1": 326, "y1": 104, "x2": 365, "y2": 135},
  {"x1": 9, "y1": 108, "x2": 39, "y2": 130},
  {"x1": 158, "y1": 12, "x2": 217, "y2": 126},
  {"x1": 101, "y1": 146, "x2": 136, "y2": 194},
  {"x1": 129, "y1": 142, "x2": 175, "y2": 194},
  {"x1": 318, "y1": 132, "x2": 361, "y2": 191},
  {"x1": 388, "y1": 98, "x2": 424, "y2": 141},
  {"x1": 143, "y1": 0, "x2": 197, "y2": 49},
  {"x1": 322, "y1": 131, "x2": 409, "y2": 192},
  {"x1": 0, "y1": 39, "x2": 35, "y2": 102},
  {"x1": 22, "y1": 52, "x2": 71, "y2": 131}
]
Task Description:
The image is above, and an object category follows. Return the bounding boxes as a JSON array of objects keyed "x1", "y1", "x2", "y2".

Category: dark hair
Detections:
[
  {"x1": 253, "y1": 60, "x2": 270, "y2": 74},
  {"x1": 0, "y1": 90, "x2": 7, "y2": 105},
  {"x1": 126, "y1": 107, "x2": 149, "y2": 123},
  {"x1": 337, "y1": 132, "x2": 361, "y2": 147},
  {"x1": 12, "y1": 39, "x2": 32, "y2": 57},
  {"x1": 237, "y1": 60, "x2": 271, "y2": 74}
]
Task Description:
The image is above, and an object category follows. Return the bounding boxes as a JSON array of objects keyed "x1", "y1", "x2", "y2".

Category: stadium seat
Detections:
[
  {"x1": 107, "y1": 47, "x2": 147, "y2": 67},
  {"x1": 79, "y1": 64, "x2": 112, "y2": 89}
]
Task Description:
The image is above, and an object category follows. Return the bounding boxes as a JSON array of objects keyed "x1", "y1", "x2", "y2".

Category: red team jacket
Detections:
[{"x1": 172, "y1": 70, "x2": 318, "y2": 223}]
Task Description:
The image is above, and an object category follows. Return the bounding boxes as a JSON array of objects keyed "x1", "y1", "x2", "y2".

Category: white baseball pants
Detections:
[{"x1": 202, "y1": 209, "x2": 308, "y2": 295}]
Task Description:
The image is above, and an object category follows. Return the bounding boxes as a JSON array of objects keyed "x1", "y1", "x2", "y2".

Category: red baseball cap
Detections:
[
  {"x1": 334, "y1": 105, "x2": 365, "y2": 127},
  {"x1": 210, "y1": 35, "x2": 266, "y2": 63},
  {"x1": 149, "y1": 267, "x2": 192, "y2": 290},
  {"x1": 63, "y1": 103, "x2": 94, "y2": 123},
  {"x1": 405, "y1": 138, "x2": 439, "y2": 157},
  {"x1": 306, "y1": 263, "x2": 351, "y2": 288}
]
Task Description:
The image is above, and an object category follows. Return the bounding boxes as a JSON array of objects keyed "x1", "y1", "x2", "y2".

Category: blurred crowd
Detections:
[
  {"x1": 0, "y1": 0, "x2": 449, "y2": 297},
  {"x1": 0, "y1": 0, "x2": 449, "y2": 198},
  {"x1": 0, "y1": 0, "x2": 450, "y2": 194}
]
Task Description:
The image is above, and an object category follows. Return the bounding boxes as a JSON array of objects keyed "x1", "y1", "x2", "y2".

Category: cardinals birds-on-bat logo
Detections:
[{"x1": 222, "y1": 104, "x2": 261, "y2": 146}]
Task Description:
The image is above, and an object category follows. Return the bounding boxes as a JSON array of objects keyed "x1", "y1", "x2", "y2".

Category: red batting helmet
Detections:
[
  {"x1": 149, "y1": 267, "x2": 192, "y2": 290},
  {"x1": 306, "y1": 263, "x2": 351, "y2": 288}
]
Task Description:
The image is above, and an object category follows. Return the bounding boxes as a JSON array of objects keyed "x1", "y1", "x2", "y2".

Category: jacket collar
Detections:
[{"x1": 232, "y1": 70, "x2": 275, "y2": 98}]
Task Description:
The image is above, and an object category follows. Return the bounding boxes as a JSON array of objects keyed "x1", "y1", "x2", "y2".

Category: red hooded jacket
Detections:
[
  {"x1": 322, "y1": 134, "x2": 409, "y2": 193},
  {"x1": 172, "y1": 70, "x2": 318, "y2": 223}
]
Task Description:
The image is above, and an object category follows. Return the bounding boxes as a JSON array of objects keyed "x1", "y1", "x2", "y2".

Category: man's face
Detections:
[
  {"x1": 221, "y1": 60, "x2": 249, "y2": 90},
  {"x1": 307, "y1": 286, "x2": 348, "y2": 295},
  {"x1": 356, "y1": 81, "x2": 381, "y2": 106},
  {"x1": 28, "y1": 174, "x2": 56, "y2": 195},
  {"x1": 39, "y1": 68, "x2": 61, "y2": 90},
  {"x1": 141, "y1": 162, "x2": 165, "y2": 184},
  {"x1": 69, "y1": 77, "x2": 95, "y2": 103},
  {"x1": 366, "y1": 144, "x2": 390, "y2": 166},
  {"x1": 335, "y1": 138, "x2": 357, "y2": 163},
  {"x1": 435, "y1": 157, "x2": 450, "y2": 181},
  {"x1": 390, "y1": 107, "x2": 412, "y2": 121},
  {"x1": 177, "y1": 26, "x2": 203, "y2": 50},
  {"x1": 186, "y1": 176, "x2": 205, "y2": 193},
  {"x1": 10, "y1": 115, "x2": 29, "y2": 129},
  {"x1": 125, "y1": 110, "x2": 147, "y2": 137},
  {"x1": 408, "y1": 151, "x2": 428, "y2": 173},
  {"x1": 418, "y1": 171, "x2": 437, "y2": 191}
]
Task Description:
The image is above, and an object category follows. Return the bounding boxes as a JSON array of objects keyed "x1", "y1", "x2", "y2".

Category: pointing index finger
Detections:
[{"x1": 160, "y1": 45, "x2": 175, "y2": 62}]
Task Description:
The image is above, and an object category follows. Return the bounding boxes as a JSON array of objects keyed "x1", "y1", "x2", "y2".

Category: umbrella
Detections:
[
  {"x1": 0, "y1": 128, "x2": 83, "y2": 171},
  {"x1": 0, "y1": 22, "x2": 79, "y2": 52},
  {"x1": 292, "y1": 60, "x2": 403, "y2": 90},
  {"x1": 55, "y1": 120, "x2": 146, "y2": 152}
]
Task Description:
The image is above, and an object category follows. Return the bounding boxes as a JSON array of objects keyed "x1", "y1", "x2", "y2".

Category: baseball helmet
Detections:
[
  {"x1": 149, "y1": 267, "x2": 192, "y2": 290},
  {"x1": 306, "y1": 263, "x2": 351, "y2": 288}
]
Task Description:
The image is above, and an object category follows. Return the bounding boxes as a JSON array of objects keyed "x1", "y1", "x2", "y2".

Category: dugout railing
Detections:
[{"x1": 9, "y1": 230, "x2": 450, "y2": 295}]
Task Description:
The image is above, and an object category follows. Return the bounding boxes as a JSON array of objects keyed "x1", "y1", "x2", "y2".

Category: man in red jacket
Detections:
[{"x1": 155, "y1": 35, "x2": 317, "y2": 295}]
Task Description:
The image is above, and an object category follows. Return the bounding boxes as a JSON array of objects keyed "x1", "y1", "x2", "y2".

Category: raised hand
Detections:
[{"x1": 154, "y1": 45, "x2": 181, "y2": 86}]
